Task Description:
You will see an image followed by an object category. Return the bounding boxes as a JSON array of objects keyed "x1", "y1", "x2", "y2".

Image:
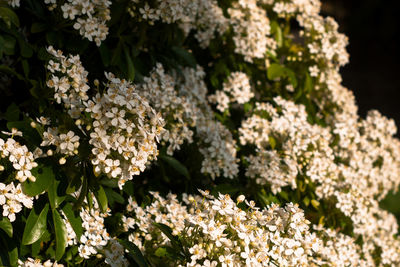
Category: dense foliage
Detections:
[{"x1": 0, "y1": 0, "x2": 400, "y2": 266}]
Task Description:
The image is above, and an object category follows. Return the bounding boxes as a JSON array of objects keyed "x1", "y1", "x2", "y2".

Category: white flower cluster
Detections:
[
  {"x1": 1, "y1": 135, "x2": 38, "y2": 182},
  {"x1": 88, "y1": 73, "x2": 164, "y2": 188},
  {"x1": 45, "y1": 0, "x2": 111, "y2": 46},
  {"x1": 209, "y1": 72, "x2": 254, "y2": 112},
  {"x1": 240, "y1": 97, "x2": 328, "y2": 194},
  {"x1": 137, "y1": 63, "x2": 238, "y2": 178},
  {"x1": 62, "y1": 197, "x2": 128, "y2": 265},
  {"x1": 103, "y1": 238, "x2": 129, "y2": 267},
  {"x1": 124, "y1": 191, "x2": 325, "y2": 266},
  {"x1": 129, "y1": 0, "x2": 228, "y2": 48},
  {"x1": 46, "y1": 46, "x2": 90, "y2": 119},
  {"x1": 239, "y1": 93, "x2": 400, "y2": 264},
  {"x1": 46, "y1": 47, "x2": 164, "y2": 188},
  {"x1": 63, "y1": 196, "x2": 110, "y2": 259},
  {"x1": 177, "y1": 67, "x2": 239, "y2": 179},
  {"x1": 0, "y1": 182, "x2": 33, "y2": 222},
  {"x1": 41, "y1": 128, "x2": 80, "y2": 156},
  {"x1": 138, "y1": 63, "x2": 195, "y2": 155},
  {"x1": 18, "y1": 258, "x2": 63, "y2": 267},
  {"x1": 6, "y1": 0, "x2": 20, "y2": 7},
  {"x1": 313, "y1": 225, "x2": 368, "y2": 266},
  {"x1": 228, "y1": 0, "x2": 276, "y2": 63}
]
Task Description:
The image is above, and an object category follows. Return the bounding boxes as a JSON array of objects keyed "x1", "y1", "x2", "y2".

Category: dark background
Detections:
[
  {"x1": 322, "y1": 0, "x2": 400, "y2": 222},
  {"x1": 322, "y1": 0, "x2": 400, "y2": 131}
]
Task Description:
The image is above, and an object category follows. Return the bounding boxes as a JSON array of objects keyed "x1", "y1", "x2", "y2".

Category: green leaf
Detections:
[
  {"x1": 2, "y1": 35, "x2": 16, "y2": 55},
  {"x1": 30, "y1": 22, "x2": 47, "y2": 34},
  {"x1": 311, "y1": 199, "x2": 320, "y2": 209},
  {"x1": 22, "y1": 166, "x2": 54, "y2": 197},
  {"x1": 303, "y1": 196, "x2": 310, "y2": 207},
  {"x1": 5, "y1": 103, "x2": 19, "y2": 121},
  {"x1": 171, "y1": 46, "x2": 196, "y2": 68},
  {"x1": 267, "y1": 63, "x2": 285, "y2": 80},
  {"x1": 152, "y1": 223, "x2": 181, "y2": 249},
  {"x1": 22, "y1": 203, "x2": 49, "y2": 245},
  {"x1": 0, "y1": 218, "x2": 12, "y2": 237},
  {"x1": 18, "y1": 38, "x2": 33, "y2": 58},
  {"x1": 268, "y1": 135, "x2": 276, "y2": 150},
  {"x1": 99, "y1": 43, "x2": 110, "y2": 67},
  {"x1": 159, "y1": 155, "x2": 190, "y2": 179},
  {"x1": 94, "y1": 185, "x2": 108, "y2": 213},
  {"x1": 62, "y1": 203, "x2": 83, "y2": 239},
  {"x1": 104, "y1": 187, "x2": 125, "y2": 205},
  {"x1": 154, "y1": 247, "x2": 168, "y2": 258},
  {"x1": 271, "y1": 21, "x2": 283, "y2": 47},
  {"x1": 0, "y1": 7, "x2": 20, "y2": 28},
  {"x1": 211, "y1": 183, "x2": 240, "y2": 195},
  {"x1": 0, "y1": 234, "x2": 18, "y2": 267},
  {"x1": 48, "y1": 178, "x2": 66, "y2": 210},
  {"x1": 53, "y1": 209, "x2": 68, "y2": 261},
  {"x1": 123, "y1": 46, "x2": 135, "y2": 81},
  {"x1": 21, "y1": 59, "x2": 29, "y2": 77},
  {"x1": 118, "y1": 239, "x2": 148, "y2": 267},
  {"x1": 304, "y1": 72, "x2": 313, "y2": 93}
]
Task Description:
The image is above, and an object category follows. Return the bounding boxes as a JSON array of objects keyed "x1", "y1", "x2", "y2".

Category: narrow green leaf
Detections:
[
  {"x1": 22, "y1": 203, "x2": 49, "y2": 245},
  {"x1": 99, "y1": 43, "x2": 110, "y2": 66},
  {"x1": 118, "y1": 239, "x2": 148, "y2": 267},
  {"x1": 94, "y1": 185, "x2": 108, "y2": 213},
  {"x1": 62, "y1": 203, "x2": 83, "y2": 239},
  {"x1": 159, "y1": 155, "x2": 190, "y2": 179},
  {"x1": 0, "y1": 234, "x2": 18, "y2": 267},
  {"x1": 304, "y1": 72, "x2": 313, "y2": 93},
  {"x1": 22, "y1": 166, "x2": 54, "y2": 197},
  {"x1": 268, "y1": 136, "x2": 276, "y2": 150},
  {"x1": 303, "y1": 196, "x2": 310, "y2": 207},
  {"x1": 53, "y1": 209, "x2": 68, "y2": 261},
  {"x1": 271, "y1": 21, "x2": 283, "y2": 47},
  {"x1": 152, "y1": 223, "x2": 181, "y2": 249},
  {"x1": 311, "y1": 199, "x2": 320, "y2": 209},
  {"x1": 0, "y1": 218, "x2": 12, "y2": 237},
  {"x1": 48, "y1": 178, "x2": 66, "y2": 210},
  {"x1": 123, "y1": 46, "x2": 135, "y2": 81},
  {"x1": 21, "y1": 59, "x2": 29, "y2": 77}
]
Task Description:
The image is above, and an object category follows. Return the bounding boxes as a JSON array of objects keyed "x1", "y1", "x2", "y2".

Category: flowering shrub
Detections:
[{"x1": 0, "y1": 0, "x2": 399, "y2": 266}]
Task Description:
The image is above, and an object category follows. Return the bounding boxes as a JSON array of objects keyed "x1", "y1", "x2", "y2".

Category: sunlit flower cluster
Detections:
[
  {"x1": 0, "y1": 182, "x2": 33, "y2": 222},
  {"x1": 124, "y1": 191, "x2": 322, "y2": 266},
  {"x1": 88, "y1": 73, "x2": 164, "y2": 188},
  {"x1": 18, "y1": 258, "x2": 63, "y2": 267},
  {"x1": 41, "y1": 128, "x2": 80, "y2": 157},
  {"x1": 128, "y1": 0, "x2": 228, "y2": 48},
  {"x1": 62, "y1": 198, "x2": 128, "y2": 265},
  {"x1": 176, "y1": 67, "x2": 239, "y2": 179},
  {"x1": 46, "y1": 46, "x2": 90, "y2": 119},
  {"x1": 138, "y1": 63, "x2": 195, "y2": 155},
  {"x1": 63, "y1": 196, "x2": 111, "y2": 259},
  {"x1": 46, "y1": 47, "x2": 165, "y2": 188},
  {"x1": 209, "y1": 72, "x2": 254, "y2": 112},
  {"x1": 228, "y1": 0, "x2": 276, "y2": 62},
  {"x1": 45, "y1": 0, "x2": 112, "y2": 46},
  {"x1": 1, "y1": 135, "x2": 38, "y2": 182},
  {"x1": 137, "y1": 62, "x2": 239, "y2": 178}
]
